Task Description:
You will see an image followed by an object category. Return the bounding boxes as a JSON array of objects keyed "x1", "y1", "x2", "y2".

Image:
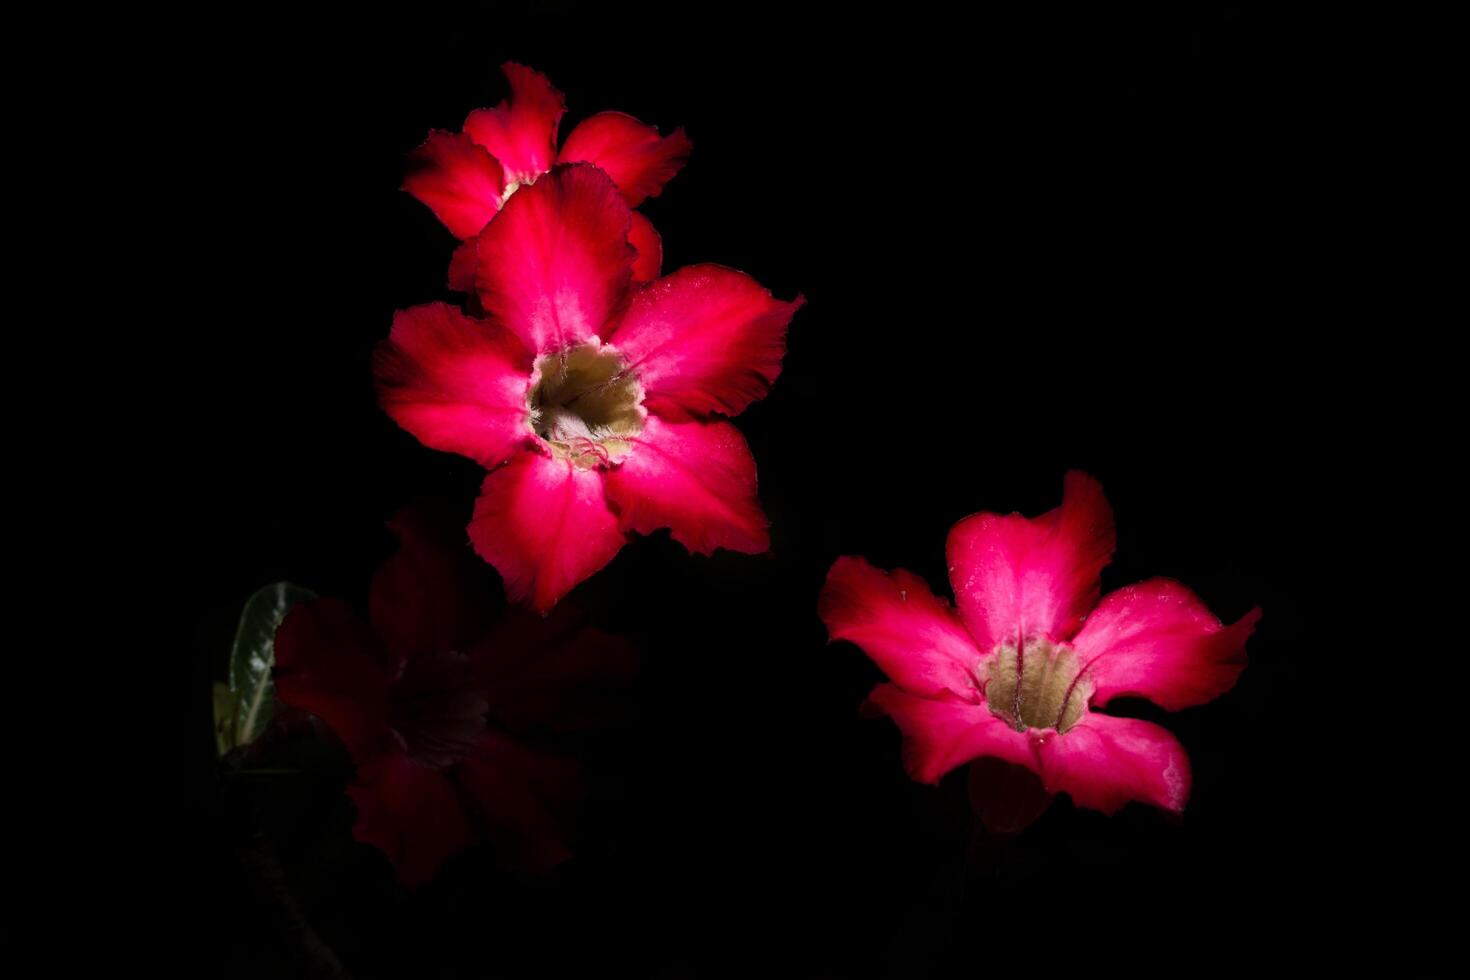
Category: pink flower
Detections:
[
  {"x1": 273, "y1": 503, "x2": 635, "y2": 887},
  {"x1": 818, "y1": 472, "x2": 1260, "y2": 816},
  {"x1": 376, "y1": 163, "x2": 803, "y2": 611},
  {"x1": 403, "y1": 62, "x2": 690, "y2": 287}
]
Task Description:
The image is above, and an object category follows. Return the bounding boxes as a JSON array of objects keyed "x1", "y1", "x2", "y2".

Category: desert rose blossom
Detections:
[
  {"x1": 273, "y1": 504, "x2": 636, "y2": 887},
  {"x1": 818, "y1": 472, "x2": 1260, "y2": 816},
  {"x1": 403, "y1": 61, "x2": 690, "y2": 287},
  {"x1": 376, "y1": 163, "x2": 804, "y2": 612}
]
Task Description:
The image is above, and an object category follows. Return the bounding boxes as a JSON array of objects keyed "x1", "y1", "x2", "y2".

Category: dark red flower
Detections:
[
  {"x1": 403, "y1": 62, "x2": 689, "y2": 287},
  {"x1": 273, "y1": 503, "x2": 635, "y2": 886},
  {"x1": 376, "y1": 164, "x2": 803, "y2": 611},
  {"x1": 818, "y1": 472, "x2": 1259, "y2": 817}
]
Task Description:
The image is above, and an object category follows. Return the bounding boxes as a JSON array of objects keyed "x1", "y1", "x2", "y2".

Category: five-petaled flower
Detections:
[
  {"x1": 403, "y1": 62, "x2": 691, "y2": 289},
  {"x1": 376, "y1": 162, "x2": 804, "y2": 611},
  {"x1": 273, "y1": 503, "x2": 635, "y2": 887},
  {"x1": 818, "y1": 472, "x2": 1259, "y2": 816}
]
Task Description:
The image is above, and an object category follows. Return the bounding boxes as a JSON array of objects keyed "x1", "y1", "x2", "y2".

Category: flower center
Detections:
[
  {"x1": 528, "y1": 341, "x2": 644, "y2": 468},
  {"x1": 985, "y1": 636, "x2": 1092, "y2": 733}
]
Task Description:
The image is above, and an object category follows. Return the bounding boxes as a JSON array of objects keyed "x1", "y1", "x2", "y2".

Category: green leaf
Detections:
[
  {"x1": 213, "y1": 682, "x2": 238, "y2": 757},
  {"x1": 223, "y1": 582, "x2": 316, "y2": 754}
]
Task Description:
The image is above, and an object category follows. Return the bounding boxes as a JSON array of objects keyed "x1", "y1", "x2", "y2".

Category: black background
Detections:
[{"x1": 163, "y1": 5, "x2": 1363, "y2": 976}]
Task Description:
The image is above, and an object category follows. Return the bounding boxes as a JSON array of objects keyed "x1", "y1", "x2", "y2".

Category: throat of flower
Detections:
[
  {"x1": 528, "y1": 341, "x2": 645, "y2": 468},
  {"x1": 984, "y1": 636, "x2": 1091, "y2": 734}
]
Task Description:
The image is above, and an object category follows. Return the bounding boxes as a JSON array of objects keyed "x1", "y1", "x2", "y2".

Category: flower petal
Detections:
[
  {"x1": 468, "y1": 451, "x2": 626, "y2": 612},
  {"x1": 867, "y1": 683, "x2": 1037, "y2": 785},
  {"x1": 273, "y1": 598, "x2": 396, "y2": 759},
  {"x1": 946, "y1": 471, "x2": 1116, "y2": 651},
  {"x1": 818, "y1": 556, "x2": 984, "y2": 699},
  {"x1": 474, "y1": 163, "x2": 635, "y2": 355},
  {"x1": 1035, "y1": 713, "x2": 1191, "y2": 814},
  {"x1": 447, "y1": 238, "x2": 478, "y2": 293},
  {"x1": 347, "y1": 752, "x2": 477, "y2": 888},
  {"x1": 369, "y1": 501, "x2": 494, "y2": 665},
  {"x1": 374, "y1": 302, "x2": 534, "y2": 467},
  {"x1": 462, "y1": 62, "x2": 565, "y2": 186},
  {"x1": 457, "y1": 732, "x2": 580, "y2": 873},
  {"x1": 1072, "y1": 580, "x2": 1260, "y2": 711},
  {"x1": 628, "y1": 210, "x2": 662, "y2": 283},
  {"x1": 402, "y1": 130, "x2": 505, "y2": 239},
  {"x1": 472, "y1": 605, "x2": 638, "y2": 734},
  {"x1": 558, "y1": 111, "x2": 692, "y2": 207},
  {"x1": 602, "y1": 415, "x2": 769, "y2": 555},
  {"x1": 608, "y1": 264, "x2": 804, "y2": 420}
]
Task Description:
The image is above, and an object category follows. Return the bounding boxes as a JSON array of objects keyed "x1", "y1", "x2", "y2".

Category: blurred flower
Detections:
[
  {"x1": 403, "y1": 62, "x2": 689, "y2": 286},
  {"x1": 377, "y1": 163, "x2": 803, "y2": 611},
  {"x1": 819, "y1": 471, "x2": 1259, "y2": 818},
  {"x1": 273, "y1": 502, "x2": 635, "y2": 886}
]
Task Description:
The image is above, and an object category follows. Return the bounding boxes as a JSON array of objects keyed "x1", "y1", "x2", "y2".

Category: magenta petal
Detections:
[
  {"x1": 457, "y1": 732, "x2": 579, "y2": 873},
  {"x1": 867, "y1": 684, "x2": 1036, "y2": 785},
  {"x1": 468, "y1": 451, "x2": 626, "y2": 613},
  {"x1": 1036, "y1": 713, "x2": 1191, "y2": 815},
  {"x1": 1073, "y1": 580, "x2": 1261, "y2": 711},
  {"x1": 946, "y1": 471, "x2": 1116, "y2": 651},
  {"x1": 627, "y1": 210, "x2": 663, "y2": 283},
  {"x1": 474, "y1": 164, "x2": 635, "y2": 356},
  {"x1": 818, "y1": 557, "x2": 984, "y2": 699},
  {"x1": 558, "y1": 110, "x2": 692, "y2": 207},
  {"x1": 374, "y1": 302, "x2": 534, "y2": 467},
  {"x1": 447, "y1": 238, "x2": 478, "y2": 293},
  {"x1": 347, "y1": 752, "x2": 477, "y2": 888},
  {"x1": 602, "y1": 415, "x2": 769, "y2": 555},
  {"x1": 462, "y1": 62, "x2": 565, "y2": 186},
  {"x1": 609, "y1": 264, "x2": 804, "y2": 420},
  {"x1": 368, "y1": 502, "x2": 491, "y2": 665},
  {"x1": 273, "y1": 598, "x2": 396, "y2": 759},
  {"x1": 402, "y1": 130, "x2": 505, "y2": 239}
]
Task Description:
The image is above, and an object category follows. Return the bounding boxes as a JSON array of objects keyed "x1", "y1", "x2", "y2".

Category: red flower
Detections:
[
  {"x1": 818, "y1": 472, "x2": 1259, "y2": 816},
  {"x1": 273, "y1": 504, "x2": 635, "y2": 887},
  {"x1": 403, "y1": 62, "x2": 690, "y2": 287},
  {"x1": 376, "y1": 163, "x2": 803, "y2": 611}
]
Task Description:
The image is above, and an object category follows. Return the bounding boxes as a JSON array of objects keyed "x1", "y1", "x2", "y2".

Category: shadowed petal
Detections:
[
  {"x1": 628, "y1": 210, "x2": 662, "y2": 283},
  {"x1": 402, "y1": 130, "x2": 505, "y2": 239},
  {"x1": 818, "y1": 557, "x2": 983, "y2": 699},
  {"x1": 374, "y1": 302, "x2": 534, "y2": 467},
  {"x1": 457, "y1": 732, "x2": 580, "y2": 873},
  {"x1": 474, "y1": 164, "x2": 635, "y2": 355},
  {"x1": 867, "y1": 684, "x2": 1036, "y2": 785},
  {"x1": 602, "y1": 415, "x2": 769, "y2": 555},
  {"x1": 1073, "y1": 580, "x2": 1260, "y2": 711},
  {"x1": 469, "y1": 451, "x2": 626, "y2": 612},
  {"x1": 347, "y1": 752, "x2": 477, "y2": 888},
  {"x1": 609, "y1": 264, "x2": 804, "y2": 420},
  {"x1": 1036, "y1": 713, "x2": 1191, "y2": 815},
  {"x1": 946, "y1": 471, "x2": 1116, "y2": 651},
  {"x1": 273, "y1": 598, "x2": 396, "y2": 759},
  {"x1": 448, "y1": 238, "x2": 478, "y2": 293},
  {"x1": 462, "y1": 62, "x2": 565, "y2": 186},
  {"x1": 558, "y1": 111, "x2": 692, "y2": 207}
]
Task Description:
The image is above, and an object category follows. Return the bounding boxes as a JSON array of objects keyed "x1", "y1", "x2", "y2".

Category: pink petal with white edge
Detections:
[
  {"x1": 469, "y1": 451, "x2": 626, "y2": 613},
  {"x1": 374, "y1": 302, "x2": 534, "y2": 467},
  {"x1": 347, "y1": 752, "x2": 477, "y2": 888},
  {"x1": 628, "y1": 210, "x2": 662, "y2": 283},
  {"x1": 462, "y1": 62, "x2": 565, "y2": 186},
  {"x1": 867, "y1": 684, "x2": 1037, "y2": 785},
  {"x1": 609, "y1": 264, "x2": 804, "y2": 420},
  {"x1": 818, "y1": 557, "x2": 984, "y2": 700},
  {"x1": 558, "y1": 110, "x2": 692, "y2": 207},
  {"x1": 474, "y1": 164, "x2": 635, "y2": 356},
  {"x1": 402, "y1": 130, "x2": 505, "y2": 239},
  {"x1": 602, "y1": 415, "x2": 769, "y2": 555},
  {"x1": 1036, "y1": 712, "x2": 1191, "y2": 815},
  {"x1": 946, "y1": 471, "x2": 1116, "y2": 651},
  {"x1": 1073, "y1": 580, "x2": 1260, "y2": 711}
]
